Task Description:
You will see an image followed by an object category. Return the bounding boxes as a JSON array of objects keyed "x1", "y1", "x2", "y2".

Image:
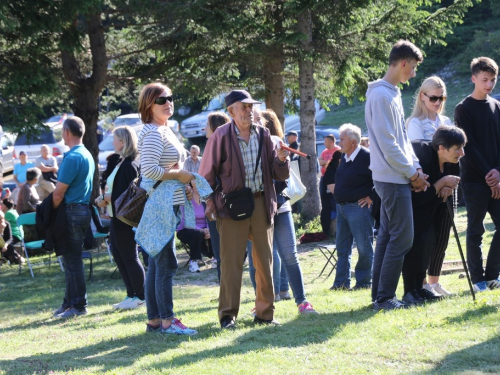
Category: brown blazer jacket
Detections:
[{"x1": 199, "y1": 120, "x2": 290, "y2": 224}]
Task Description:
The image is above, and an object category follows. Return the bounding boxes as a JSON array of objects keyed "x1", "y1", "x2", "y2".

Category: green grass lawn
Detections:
[{"x1": 0, "y1": 208, "x2": 499, "y2": 374}]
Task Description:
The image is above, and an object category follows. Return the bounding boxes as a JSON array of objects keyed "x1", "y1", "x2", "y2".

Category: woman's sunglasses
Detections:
[
  {"x1": 154, "y1": 95, "x2": 174, "y2": 105},
  {"x1": 424, "y1": 93, "x2": 447, "y2": 103}
]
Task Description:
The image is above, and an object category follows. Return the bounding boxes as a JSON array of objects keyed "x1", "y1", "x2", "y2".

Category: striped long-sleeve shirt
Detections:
[{"x1": 138, "y1": 124, "x2": 187, "y2": 205}]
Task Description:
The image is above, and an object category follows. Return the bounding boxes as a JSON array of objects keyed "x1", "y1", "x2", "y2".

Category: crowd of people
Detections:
[{"x1": 2, "y1": 39, "x2": 500, "y2": 335}]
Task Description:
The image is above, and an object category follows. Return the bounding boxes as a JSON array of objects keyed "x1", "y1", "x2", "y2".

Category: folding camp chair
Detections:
[
  {"x1": 17, "y1": 212, "x2": 46, "y2": 278},
  {"x1": 90, "y1": 205, "x2": 113, "y2": 263},
  {"x1": 317, "y1": 244, "x2": 338, "y2": 277}
]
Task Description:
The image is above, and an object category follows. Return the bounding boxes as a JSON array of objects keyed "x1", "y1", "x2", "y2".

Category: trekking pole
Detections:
[{"x1": 446, "y1": 198, "x2": 475, "y2": 301}]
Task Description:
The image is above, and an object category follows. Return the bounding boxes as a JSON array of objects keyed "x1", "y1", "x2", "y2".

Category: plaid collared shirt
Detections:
[{"x1": 235, "y1": 123, "x2": 263, "y2": 193}]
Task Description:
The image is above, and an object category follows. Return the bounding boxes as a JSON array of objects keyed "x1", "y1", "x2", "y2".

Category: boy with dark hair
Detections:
[
  {"x1": 455, "y1": 56, "x2": 500, "y2": 292},
  {"x1": 365, "y1": 40, "x2": 429, "y2": 310}
]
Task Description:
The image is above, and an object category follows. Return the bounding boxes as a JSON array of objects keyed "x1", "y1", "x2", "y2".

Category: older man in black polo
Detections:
[{"x1": 330, "y1": 124, "x2": 375, "y2": 291}]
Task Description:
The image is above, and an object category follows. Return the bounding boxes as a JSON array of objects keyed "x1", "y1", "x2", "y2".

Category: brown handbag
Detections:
[{"x1": 115, "y1": 176, "x2": 162, "y2": 227}]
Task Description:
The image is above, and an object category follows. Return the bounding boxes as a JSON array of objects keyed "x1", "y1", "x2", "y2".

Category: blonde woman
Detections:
[
  {"x1": 407, "y1": 76, "x2": 453, "y2": 140},
  {"x1": 96, "y1": 126, "x2": 145, "y2": 309}
]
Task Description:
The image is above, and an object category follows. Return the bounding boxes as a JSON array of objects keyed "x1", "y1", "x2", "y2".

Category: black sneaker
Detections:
[
  {"x1": 329, "y1": 285, "x2": 349, "y2": 291},
  {"x1": 146, "y1": 323, "x2": 162, "y2": 333},
  {"x1": 373, "y1": 297, "x2": 409, "y2": 311},
  {"x1": 418, "y1": 287, "x2": 444, "y2": 301},
  {"x1": 55, "y1": 307, "x2": 88, "y2": 318},
  {"x1": 53, "y1": 305, "x2": 70, "y2": 316},
  {"x1": 402, "y1": 290, "x2": 425, "y2": 306},
  {"x1": 253, "y1": 316, "x2": 281, "y2": 326},
  {"x1": 220, "y1": 316, "x2": 236, "y2": 330}
]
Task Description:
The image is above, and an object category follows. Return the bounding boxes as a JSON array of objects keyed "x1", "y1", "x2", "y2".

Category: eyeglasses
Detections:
[
  {"x1": 154, "y1": 95, "x2": 174, "y2": 105},
  {"x1": 424, "y1": 93, "x2": 447, "y2": 103}
]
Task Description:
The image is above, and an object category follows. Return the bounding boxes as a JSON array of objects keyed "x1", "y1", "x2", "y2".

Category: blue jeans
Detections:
[
  {"x1": 61, "y1": 204, "x2": 91, "y2": 310},
  {"x1": 145, "y1": 237, "x2": 178, "y2": 320},
  {"x1": 249, "y1": 211, "x2": 307, "y2": 305},
  {"x1": 333, "y1": 203, "x2": 374, "y2": 288},
  {"x1": 207, "y1": 219, "x2": 220, "y2": 282},
  {"x1": 372, "y1": 182, "x2": 413, "y2": 303},
  {"x1": 463, "y1": 182, "x2": 500, "y2": 283}
]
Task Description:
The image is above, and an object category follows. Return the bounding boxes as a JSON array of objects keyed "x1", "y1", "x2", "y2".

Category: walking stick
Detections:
[{"x1": 445, "y1": 198, "x2": 476, "y2": 301}]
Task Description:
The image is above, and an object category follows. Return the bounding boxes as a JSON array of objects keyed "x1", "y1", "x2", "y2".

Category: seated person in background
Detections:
[
  {"x1": 35, "y1": 144, "x2": 58, "y2": 199},
  {"x1": 183, "y1": 145, "x2": 202, "y2": 173},
  {"x1": 1, "y1": 198, "x2": 23, "y2": 242},
  {"x1": 16, "y1": 168, "x2": 41, "y2": 215},
  {"x1": 0, "y1": 210, "x2": 24, "y2": 264},
  {"x1": 176, "y1": 185, "x2": 212, "y2": 273},
  {"x1": 12, "y1": 151, "x2": 35, "y2": 203}
]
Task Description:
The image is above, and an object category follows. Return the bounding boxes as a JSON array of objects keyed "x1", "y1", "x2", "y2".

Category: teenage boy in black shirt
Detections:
[{"x1": 455, "y1": 56, "x2": 500, "y2": 292}]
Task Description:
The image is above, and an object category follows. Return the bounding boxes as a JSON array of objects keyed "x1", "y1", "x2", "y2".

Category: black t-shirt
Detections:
[{"x1": 455, "y1": 96, "x2": 500, "y2": 183}]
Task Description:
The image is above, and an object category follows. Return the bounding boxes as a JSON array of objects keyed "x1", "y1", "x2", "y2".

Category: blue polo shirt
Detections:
[
  {"x1": 13, "y1": 161, "x2": 35, "y2": 183},
  {"x1": 58, "y1": 144, "x2": 95, "y2": 204}
]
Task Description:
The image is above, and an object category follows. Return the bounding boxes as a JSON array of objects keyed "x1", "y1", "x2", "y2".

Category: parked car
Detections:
[
  {"x1": 13, "y1": 124, "x2": 68, "y2": 165},
  {"x1": 180, "y1": 95, "x2": 326, "y2": 143},
  {"x1": 1, "y1": 131, "x2": 15, "y2": 174},
  {"x1": 45, "y1": 113, "x2": 73, "y2": 126},
  {"x1": 296, "y1": 127, "x2": 340, "y2": 156}
]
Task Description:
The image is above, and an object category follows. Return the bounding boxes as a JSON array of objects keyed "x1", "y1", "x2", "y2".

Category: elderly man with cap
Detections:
[{"x1": 199, "y1": 89, "x2": 290, "y2": 329}]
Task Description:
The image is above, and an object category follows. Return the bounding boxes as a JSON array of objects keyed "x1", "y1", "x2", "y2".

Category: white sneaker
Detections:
[
  {"x1": 120, "y1": 297, "x2": 146, "y2": 309},
  {"x1": 428, "y1": 282, "x2": 453, "y2": 297},
  {"x1": 211, "y1": 259, "x2": 218, "y2": 269},
  {"x1": 113, "y1": 296, "x2": 133, "y2": 309},
  {"x1": 188, "y1": 260, "x2": 200, "y2": 273}
]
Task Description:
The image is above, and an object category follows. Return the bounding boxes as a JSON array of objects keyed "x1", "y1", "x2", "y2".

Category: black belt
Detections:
[
  {"x1": 338, "y1": 201, "x2": 358, "y2": 205},
  {"x1": 253, "y1": 191, "x2": 265, "y2": 198},
  {"x1": 66, "y1": 203, "x2": 88, "y2": 208}
]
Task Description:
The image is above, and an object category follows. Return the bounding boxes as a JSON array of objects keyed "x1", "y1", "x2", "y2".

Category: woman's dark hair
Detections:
[
  {"x1": 431, "y1": 125, "x2": 467, "y2": 151},
  {"x1": 207, "y1": 111, "x2": 230, "y2": 132},
  {"x1": 2, "y1": 198, "x2": 14, "y2": 209}
]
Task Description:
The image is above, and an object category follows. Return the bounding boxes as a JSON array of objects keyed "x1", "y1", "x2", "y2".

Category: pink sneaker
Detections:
[{"x1": 298, "y1": 302, "x2": 318, "y2": 314}]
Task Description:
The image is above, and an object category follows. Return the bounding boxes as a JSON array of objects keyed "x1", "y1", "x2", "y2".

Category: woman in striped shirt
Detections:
[{"x1": 138, "y1": 82, "x2": 197, "y2": 336}]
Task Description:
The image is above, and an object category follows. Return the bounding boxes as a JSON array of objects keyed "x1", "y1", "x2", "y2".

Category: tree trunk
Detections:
[
  {"x1": 60, "y1": 13, "x2": 108, "y2": 199},
  {"x1": 263, "y1": 0, "x2": 285, "y2": 131},
  {"x1": 297, "y1": 9, "x2": 320, "y2": 221},
  {"x1": 263, "y1": 51, "x2": 285, "y2": 131}
]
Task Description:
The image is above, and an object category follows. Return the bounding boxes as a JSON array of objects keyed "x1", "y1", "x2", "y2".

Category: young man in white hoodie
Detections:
[{"x1": 365, "y1": 40, "x2": 430, "y2": 311}]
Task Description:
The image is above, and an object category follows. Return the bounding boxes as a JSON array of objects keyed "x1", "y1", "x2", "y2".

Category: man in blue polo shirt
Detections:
[{"x1": 52, "y1": 116, "x2": 95, "y2": 318}]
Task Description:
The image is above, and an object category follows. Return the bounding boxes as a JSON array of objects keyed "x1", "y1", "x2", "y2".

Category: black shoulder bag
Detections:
[{"x1": 223, "y1": 127, "x2": 264, "y2": 221}]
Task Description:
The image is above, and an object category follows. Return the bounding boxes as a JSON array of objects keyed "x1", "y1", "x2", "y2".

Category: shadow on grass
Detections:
[
  {"x1": 414, "y1": 336, "x2": 500, "y2": 374},
  {"x1": 445, "y1": 303, "x2": 498, "y2": 324},
  {"x1": 0, "y1": 307, "x2": 376, "y2": 374},
  {"x1": 0, "y1": 324, "x2": 214, "y2": 375},
  {"x1": 143, "y1": 306, "x2": 376, "y2": 371}
]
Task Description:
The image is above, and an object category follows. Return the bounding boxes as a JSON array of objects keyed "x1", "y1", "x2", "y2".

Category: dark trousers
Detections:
[
  {"x1": 371, "y1": 182, "x2": 413, "y2": 303},
  {"x1": 402, "y1": 200, "x2": 452, "y2": 294},
  {"x1": 109, "y1": 218, "x2": 145, "y2": 300},
  {"x1": 463, "y1": 182, "x2": 500, "y2": 284},
  {"x1": 60, "y1": 204, "x2": 91, "y2": 311},
  {"x1": 2, "y1": 238, "x2": 22, "y2": 264},
  {"x1": 319, "y1": 177, "x2": 332, "y2": 235},
  {"x1": 176, "y1": 228, "x2": 212, "y2": 260},
  {"x1": 428, "y1": 201, "x2": 453, "y2": 276}
]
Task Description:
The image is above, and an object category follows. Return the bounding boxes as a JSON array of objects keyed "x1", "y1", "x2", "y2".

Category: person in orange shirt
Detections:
[{"x1": 319, "y1": 134, "x2": 341, "y2": 234}]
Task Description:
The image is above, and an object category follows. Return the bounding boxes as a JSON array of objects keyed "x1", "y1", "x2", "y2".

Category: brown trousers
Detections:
[{"x1": 217, "y1": 196, "x2": 274, "y2": 321}]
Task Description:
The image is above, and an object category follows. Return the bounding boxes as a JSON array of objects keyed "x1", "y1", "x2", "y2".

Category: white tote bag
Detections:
[{"x1": 285, "y1": 160, "x2": 306, "y2": 205}]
